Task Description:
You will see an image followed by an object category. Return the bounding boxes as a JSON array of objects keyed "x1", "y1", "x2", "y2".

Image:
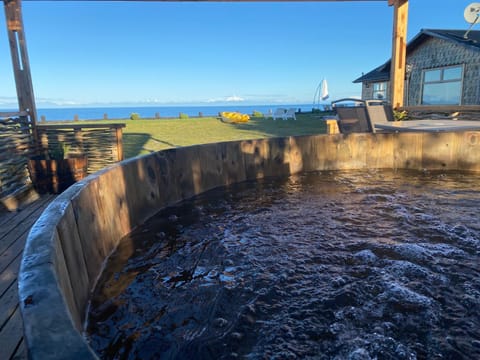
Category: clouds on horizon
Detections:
[{"x1": 0, "y1": 92, "x2": 319, "y2": 110}]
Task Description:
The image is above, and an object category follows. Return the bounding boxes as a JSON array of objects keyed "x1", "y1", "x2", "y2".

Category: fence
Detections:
[
  {"x1": 36, "y1": 124, "x2": 125, "y2": 174},
  {"x1": 0, "y1": 118, "x2": 125, "y2": 210},
  {"x1": 0, "y1": 113, "x2": 35, "y2": 203}
]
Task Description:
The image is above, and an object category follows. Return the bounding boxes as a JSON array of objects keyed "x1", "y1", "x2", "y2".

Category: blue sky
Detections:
[{"x1": 0, "y1": 0, "x2": 475, "y2": 108}]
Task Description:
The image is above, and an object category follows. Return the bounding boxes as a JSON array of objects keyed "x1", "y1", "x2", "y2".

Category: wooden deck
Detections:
[{"x1": 0, "y1": 195, "x2": 56, "y2": 360}]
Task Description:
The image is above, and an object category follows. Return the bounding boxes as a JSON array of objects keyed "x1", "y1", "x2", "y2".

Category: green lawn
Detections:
[{"x1": 82, "y1": 113, "x2": 327, "y2": 159}]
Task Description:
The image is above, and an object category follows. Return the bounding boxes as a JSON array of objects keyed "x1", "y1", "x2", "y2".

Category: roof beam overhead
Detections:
[{"x1": 3, "y1": 0, "x2": 408, "y2": 127}]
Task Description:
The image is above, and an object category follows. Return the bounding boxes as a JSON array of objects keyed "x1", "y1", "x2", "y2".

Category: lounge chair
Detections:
[
  {"x1": 365, "y1": 100, "x2": 395, "y2": 133},
  {"x1": 331, "y1": 98, "x2": 374, "y2": 134},
  {"x1": 272, "y1": 108, "x2": 286, "y2": 120},
  {"x1": 284, "y1": 108, "x2": 297, "y2": 120},
  {"x1": 264, "y1": 109, "x2": 273, "y2": 119}
]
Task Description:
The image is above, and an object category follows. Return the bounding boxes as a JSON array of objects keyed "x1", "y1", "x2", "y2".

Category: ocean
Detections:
[{"x1": 25, "y1": 104, "x2": 318, "y2": 122}]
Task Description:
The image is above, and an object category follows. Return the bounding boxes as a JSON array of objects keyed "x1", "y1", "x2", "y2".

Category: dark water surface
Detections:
[{"x1": 86, "y1": 170, "x2": 480, "y2": 360}]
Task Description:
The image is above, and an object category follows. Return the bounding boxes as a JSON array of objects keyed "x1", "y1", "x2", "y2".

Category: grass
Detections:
[{"x1": 74, "y1": 113, "x2": 328, "y2": 159}]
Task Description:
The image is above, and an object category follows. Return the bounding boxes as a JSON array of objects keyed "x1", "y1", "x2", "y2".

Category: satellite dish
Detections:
[
  {"x1": 464, "y1": 2, "x2": 480, "y2": 23},
  {"x1": 464, "y1": 3, "x2": 480, "y2": 39}
]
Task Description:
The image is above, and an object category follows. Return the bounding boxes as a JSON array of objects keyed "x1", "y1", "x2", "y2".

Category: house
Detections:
[{"x1": 353, "y1": 29, "x2": 480, "y2": 106}]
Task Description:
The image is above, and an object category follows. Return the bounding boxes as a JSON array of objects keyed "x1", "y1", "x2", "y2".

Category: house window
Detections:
[
  {"x1": 421, "y1": 65, "x2": 463, "y2": 105},
  {"x1": 373, "y1": 82, "x2": 387, "y2": 100}
]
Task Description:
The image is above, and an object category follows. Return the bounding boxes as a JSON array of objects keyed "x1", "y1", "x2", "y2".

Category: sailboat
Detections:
[{"x1": 312, "y1": 78, "x2": 329, "y2": 111}]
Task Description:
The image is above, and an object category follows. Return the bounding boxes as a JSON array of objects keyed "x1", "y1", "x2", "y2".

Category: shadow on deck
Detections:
[{"x1": 0, "y1": 195, "x2": 56, "y2": 360}]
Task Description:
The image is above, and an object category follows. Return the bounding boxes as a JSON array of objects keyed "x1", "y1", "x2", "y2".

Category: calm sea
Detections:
[{"x1": 25, "y1": 104, "x2": 317, "y2": 122}]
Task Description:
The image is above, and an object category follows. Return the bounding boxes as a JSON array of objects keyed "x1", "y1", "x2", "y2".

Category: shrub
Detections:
[
  {"x1": 179, "y1": 113, "x2": 189, "y2": 119},
  {"x1": 393, "y1": 110, "x2": 408, "y2": 121},
  {"x1": 130, "y1": 112, "x2": 140, "y2": 120},
  {"x1": 252, "y1": 110, "x2": 263, "y2": 117}
]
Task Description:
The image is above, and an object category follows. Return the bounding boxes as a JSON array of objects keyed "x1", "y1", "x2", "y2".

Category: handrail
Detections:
[
  {"x1": 0, "y1": 111, "x2": 29, "y2": 118},
  {"x1": 36, "y1": 123, "x2": 126, "y2": 130},
  {"x1": 36, "y1": 123, "x2": 126, "y2": 173},
  {"x1": 400, "y1": 105, "x2": 480, "y2": 112}
]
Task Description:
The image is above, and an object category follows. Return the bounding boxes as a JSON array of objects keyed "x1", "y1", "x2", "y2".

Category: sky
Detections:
[{"x1": 0, "y1": 0, "x2": 476, "y2": 109}]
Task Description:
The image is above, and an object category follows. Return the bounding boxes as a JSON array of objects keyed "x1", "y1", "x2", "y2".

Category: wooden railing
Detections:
[
  {"x1": 0, "y1": 120, "x2": 125, "y2": 209},
  {"x1": 36, "y1": 124, "x2": 126, "y2": 174},
  {"x1": 400, "y1": 105, "x2": 480, "y2": 120}
]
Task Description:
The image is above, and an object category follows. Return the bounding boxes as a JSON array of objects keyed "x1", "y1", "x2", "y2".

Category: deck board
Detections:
[
  {"x1": 0, "y1": 195, "x2": 56, "y2": 360},
  {"x1": 0, "y1": 307, "x2": 23, "y2": 360},
  {"x1": 0, "y1": 280, "x2": 18, "y2": 330}
]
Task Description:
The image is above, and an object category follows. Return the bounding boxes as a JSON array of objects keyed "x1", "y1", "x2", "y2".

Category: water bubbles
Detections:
[
  {"x1": 213, "y1": 317, "x2": 228, "y2": 328},
  {"x1": 378, "y1": 282, "x2": 433, "y2": 310},
  {"x1": 352, "y1": 249, "x2": 378, "y2": 264},
  {"x1": 88, "y1": 170, "x2": 480, "y2": 359},
  {"x1": 167, "y1": 214, "x2": 178, "y2": 222},
  {"x1": 155, "y1": 231, "x2": 165, "y2": 239},
  {"x1": 348, "y1": 348, "x2": 371, "y2": 360},
  {"x1": 230, "y1": 332, "x2": 243, "y2": 340}
]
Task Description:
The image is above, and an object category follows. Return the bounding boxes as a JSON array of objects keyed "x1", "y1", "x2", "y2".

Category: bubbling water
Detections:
[{"x1": 87, "y1": 170, "x2": 480, "y2": 359}]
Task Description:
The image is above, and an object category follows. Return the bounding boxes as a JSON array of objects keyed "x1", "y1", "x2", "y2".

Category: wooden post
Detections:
[
  {"x1": 3, "y1": 0, "x2": 38, "y2": 146},
  {"x1": 115, "y1": 126, "x2": 124, "y2": 161},
  {"x1": 74, "y1": 127, "x2": 84, "y2": 155},
  {"x1": 389, "y1": 0, "x2": 409, "y2": 109}
]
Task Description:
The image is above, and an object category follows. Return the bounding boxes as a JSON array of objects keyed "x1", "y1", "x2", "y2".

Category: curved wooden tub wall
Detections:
[{"x1": 19, "y1": 132, "x2": 480, "y2": 359}]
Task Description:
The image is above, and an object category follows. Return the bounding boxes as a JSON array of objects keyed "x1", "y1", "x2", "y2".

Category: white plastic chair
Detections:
[
  {"x1": 263, "y1": 109, "x2": 273, "y2": 119},
  {"x1": 272, "y1": 108, "x2": 286, "y2": 120},
  {"x1": 283, "y1": 108, "x2": 297, "y2": 120}
]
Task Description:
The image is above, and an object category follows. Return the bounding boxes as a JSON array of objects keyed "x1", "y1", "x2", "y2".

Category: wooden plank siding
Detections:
[{"x1": 0, "y1": 195, "x2": 55, "y2": 360}]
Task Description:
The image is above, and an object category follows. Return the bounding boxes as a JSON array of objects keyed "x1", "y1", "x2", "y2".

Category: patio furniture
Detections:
[
  {"x1": 331, "y1": 98, "x2": 374, "y2": 134},
  {"x1": 271, "y1": 108, "x2": 287, "y2": 120},
  {"x1": 365, "y1": 100, "x2": 395, "y2": 132},
  {"x1": 263, "y1": 109, "x2": 273, "y2": 119},
  {"x1": 284, "y1": 108, "x2": 297, "y2": 120}
]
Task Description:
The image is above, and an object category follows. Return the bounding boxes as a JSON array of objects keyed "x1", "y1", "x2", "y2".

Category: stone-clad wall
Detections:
[
  {"x1": 407, "y1": 37, "x2": 480, "y2": 106},
  {"x1": 360, "y1": 37, "x2": 480, "y2": 105},
  {"x1": 18, "y1": 132, "x2": 480, "y2": 359}
]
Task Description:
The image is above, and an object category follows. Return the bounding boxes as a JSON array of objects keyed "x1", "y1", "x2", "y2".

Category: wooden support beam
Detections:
[
  {"x1": 3, "y1": 0, "x2": 38, "y2": 146},
  {"x1": 389, "y1": 0, "x2": 408, "y2": 109}
]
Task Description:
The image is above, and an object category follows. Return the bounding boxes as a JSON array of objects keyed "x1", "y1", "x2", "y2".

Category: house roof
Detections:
[{"x1": 353, "y1": 29, "x2": 480, "y2": 83}]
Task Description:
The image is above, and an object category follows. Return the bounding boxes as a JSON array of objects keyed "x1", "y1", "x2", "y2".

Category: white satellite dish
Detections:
[
  {"x1": 464, "y1": 2, "x2": 480, "y2": 23},
  {"x1": 464, "y1": 3, "x2": 480, "y2": 38}
]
